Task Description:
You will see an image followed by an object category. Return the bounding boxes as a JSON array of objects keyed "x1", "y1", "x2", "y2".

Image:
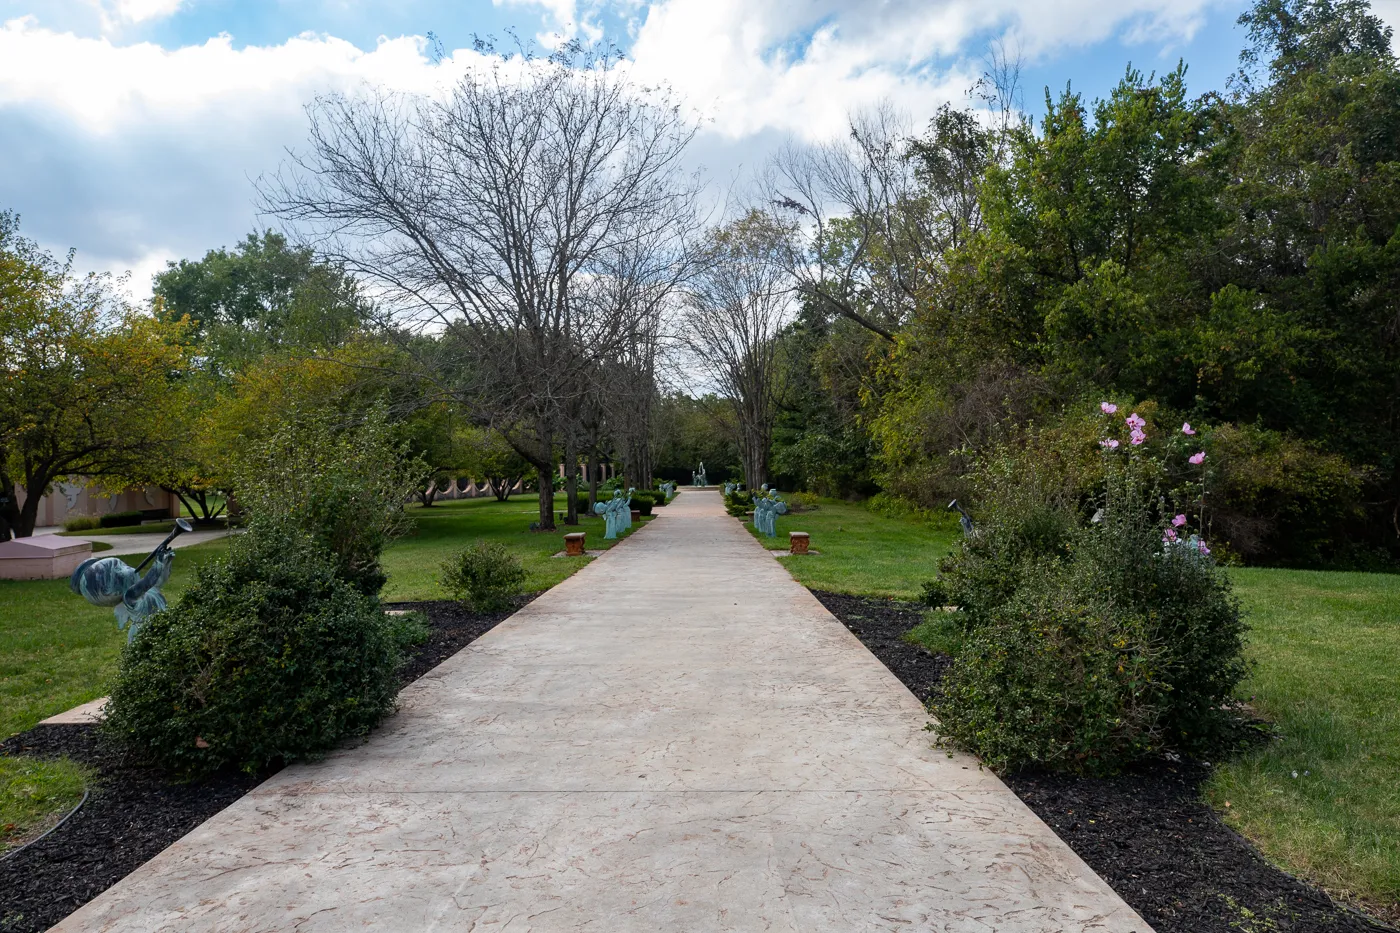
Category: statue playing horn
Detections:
[{"x1": 70, "y1": 518, "x2": 193, "y2": 642}]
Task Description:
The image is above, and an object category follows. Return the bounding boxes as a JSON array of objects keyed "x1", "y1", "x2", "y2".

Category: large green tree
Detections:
[
  {"x1": 0, "y1": 213, "x2": 188, "y2": 540},
  {"x1": 153, "y1": 230, "x2": 366, "y2": 378}
]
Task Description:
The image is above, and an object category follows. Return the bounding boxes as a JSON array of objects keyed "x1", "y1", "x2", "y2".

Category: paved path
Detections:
[
  {"x1": 56, "y1": 490, "x2": 1150, "y2": 932},
  {"x1": 40, "y1": 527, "x2": 231, "y2": 558}
]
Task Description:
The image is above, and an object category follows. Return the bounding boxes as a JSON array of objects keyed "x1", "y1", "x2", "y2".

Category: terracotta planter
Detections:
[
  {"x1": 564, "y1": 532, "x2": 586, "y2": 556},
  {"x1": 789, "y1": 531, "x2": 810, "y2": 555}
]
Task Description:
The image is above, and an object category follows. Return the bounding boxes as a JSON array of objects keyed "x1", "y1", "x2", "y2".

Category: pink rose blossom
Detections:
[
  {"x1": 1189, "y1": 451, "x2": 1206, "y2": 465},
  {"x1": 1130, "y1": 428, "x2": 1147, "y2": 445},
  {"x1": 1100, "y1": 439, "x2": 1120, "y2": 449},
  {"x1": 1182, "y1": 422, "x2": 1196, "y2": 435},
  {"x1": 1126, "y1": 413, "x2": 1146, "y2": 429},
  {"x1": 1101, "y1": 402, "x2": 1118, "y2": 414},
  {"x1": 1173, "y1": 514, "x2": 1187, "y2": 527}
]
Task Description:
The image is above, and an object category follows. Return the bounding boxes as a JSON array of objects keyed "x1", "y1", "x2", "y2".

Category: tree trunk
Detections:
[
  {"x1": 15, "y1": 483, "x2": 42, "y2": 538},
  {"x1": 536, "y1": 465, "x2": 556, "y2": 531},
  {"x1": 587, "y1": 453, "x2": 599, "y2": 510},
  {"x1": 564, "y1": 436, "x2": 579, "y2": 526},
  {"x1": 0, "y1": 477, "x2": 17, "y2": 543}
]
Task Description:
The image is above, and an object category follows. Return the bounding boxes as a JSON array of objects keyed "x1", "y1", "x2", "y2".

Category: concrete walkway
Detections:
[
  {"x1": 37, "y1": 527, "x2": 231, "y2": 558},
  {"x1": 55, "y1": 491, "x2": 1150, "y2": 932}
]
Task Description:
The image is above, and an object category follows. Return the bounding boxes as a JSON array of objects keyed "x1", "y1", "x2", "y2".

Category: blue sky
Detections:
[{"x1": 1, "y1": 0, "x2": 1392, "y2": 295}]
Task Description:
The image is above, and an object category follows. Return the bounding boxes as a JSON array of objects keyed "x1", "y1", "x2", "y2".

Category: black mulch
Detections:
[
  {"x1": 812, "y1": 588, "x2": 1396, "y2": 933},
  {"x1": 0, "y1": 598, "x2": 523, "y2": 933}
]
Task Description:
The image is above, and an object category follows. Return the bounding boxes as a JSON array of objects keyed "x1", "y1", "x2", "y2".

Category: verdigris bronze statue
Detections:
[
  {"x1": 753, "y1": 487, "x2": 787, "y2": 537},
  {"x1": 70, "y1": 518, "x2": 192, "y2": 642}
]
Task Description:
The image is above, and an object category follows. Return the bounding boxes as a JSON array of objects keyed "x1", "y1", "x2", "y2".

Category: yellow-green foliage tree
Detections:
[{"x1": 0, "y1": 212, "x2": 189, "y2": 540}]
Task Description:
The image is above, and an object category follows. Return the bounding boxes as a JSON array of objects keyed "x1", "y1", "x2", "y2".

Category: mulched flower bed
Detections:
[
  {"x1": 0, "y1": 597, "x2": 526, "y2": 933},
  {"x1": 812, "y1": 589, "x2": 1396, "y2": 933}
]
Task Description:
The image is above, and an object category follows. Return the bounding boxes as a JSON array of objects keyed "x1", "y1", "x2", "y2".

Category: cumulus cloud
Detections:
[
  {"x1": 622, "y1": 0, "x2": 1235, "y2": 142},
  {"x1": 0, "y1": 19, "x2": 481, "y2": 292},
  {"x1": 4, "y1": 0, "x2": 1398, "y2": 296}
]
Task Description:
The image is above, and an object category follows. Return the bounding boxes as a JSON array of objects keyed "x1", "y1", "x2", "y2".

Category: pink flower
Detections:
[
  {"x1": 1163, "y1": 528, "x2": 1179, "y2": 544},
  {"x1": 1182, "y1": 422, "x2": 1196, "y2": 436},
  {"x1": 1126, "y1": 413, "x2": 1146, "y2": 430},
  {"x1": 1100, "y1": 438, "x2": 1120, "y2": 449},
  {"x1": 1173, "y1": 514, "x2": 1187, "y2": 527},
  {"x1": 1195, "y1": 539, "x2": 1211, "y2": 556},
  {"x1": 1189, "y1": 451, "x2": 1206, "y2": 465},
  {"x1": 1101, "y1": 402, "x2": 1118, "y2": 414},
  {"x1": 1130, "y1": 428, "x2": 1147, "y2": 446}
]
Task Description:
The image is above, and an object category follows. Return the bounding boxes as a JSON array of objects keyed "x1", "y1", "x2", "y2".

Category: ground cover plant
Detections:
[{"x1": 742, "y1": 496, "x2": 959, "y2": 599}]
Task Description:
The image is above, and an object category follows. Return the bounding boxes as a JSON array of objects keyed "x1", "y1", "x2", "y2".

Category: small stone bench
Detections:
[
  {"x1": 564, "y1": 532, "x2": 587, "y2": 557},
  {"x1": 789, "y1": 532, "x2": 810, "y2": 555}
]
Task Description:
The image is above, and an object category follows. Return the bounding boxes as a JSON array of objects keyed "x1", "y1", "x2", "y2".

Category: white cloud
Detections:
[
  {"x1": 624, "y1": 0, "x2": 1234, "y2": 143},
  {"x1": 110, "y1": 0, "x2": 184, "y2": 23},
  {"x1": 493, "y1": 0, "x2": 603, "y2": 45},
  {"x1": 4, "y1": 0, "x2": 1399, "y2": 298}
]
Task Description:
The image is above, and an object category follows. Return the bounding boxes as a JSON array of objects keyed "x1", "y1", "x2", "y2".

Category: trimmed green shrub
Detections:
[
  {"x1": 633, "y1": 495, "x2": 654, "y2": 516},
  {"x1": 233, "y1": 408, "x2": 421, "y2": 596},
  {"x1": 62, "y1": 515, "x2": 102, "y2": 532},
  {"x1": 441, "y1": 540, "x2": 525, "y2": 612},
  {"x1": 785, "y1": 491, "x2": 820, "y2": 512},
  {"x1": 99, "y1": 510, "x2": 143, "y2": 528},
  {"x1": 930, "y1": 434, "x2": 1247, "y2": 775},
  {"x1": 104, "y1": 528, "x2": 414, "y2": 777},
  {"x1": 724, "y1": 489, "x2": 753, "y2": 517}
]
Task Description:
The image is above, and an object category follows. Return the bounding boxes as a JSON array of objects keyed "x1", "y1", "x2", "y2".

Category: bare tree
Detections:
[
  {"x1": 261, "y1": 43, "x2": 700, "y2": 530},
  {"x1": 682, "y1": 211, "x2": 794, "y2": 488},
  {"x1": 763, "y1": 104, "x2": 928, "y2": 342}
]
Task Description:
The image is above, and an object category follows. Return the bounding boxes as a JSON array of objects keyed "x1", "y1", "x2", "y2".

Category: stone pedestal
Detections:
[
  {"x1": 789, "y1": 531, "x2": 810, "y2": 555},
  {"x1": 564, "y1": 533, "x2": 586, "y2": 557},
  {"x1": 630, "y1": 509, "x2": 641, "y2": 523},
  {"x1": 0, "y1": 535, "x2": 93, "y2": 580}
]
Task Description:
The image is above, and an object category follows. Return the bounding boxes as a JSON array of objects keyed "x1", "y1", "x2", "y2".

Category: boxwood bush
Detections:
[
  {"x1": 930, "y1": 433, "x2": 1247, "y2": 775},
  {"x1": 104, "y1": 529, "x2": 416, "y2": 777},
  {"x1": 441, "y1": 540, "x2": 525, "y2": 612}
]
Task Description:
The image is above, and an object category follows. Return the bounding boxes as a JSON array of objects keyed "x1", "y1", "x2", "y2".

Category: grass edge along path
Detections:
[
  {"x1": 741, "y1": 497, "x2": 960, "y2": 600},
  {"x1": 1207, "y1": 568, "x2": 1400, "y2": 921}
]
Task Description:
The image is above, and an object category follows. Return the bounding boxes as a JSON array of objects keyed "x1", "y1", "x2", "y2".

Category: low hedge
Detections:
[{"x1": 99, "y1": 510, "x2": 144, "y2": 528}]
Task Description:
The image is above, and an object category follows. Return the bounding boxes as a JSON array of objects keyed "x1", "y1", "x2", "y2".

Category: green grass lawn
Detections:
[
  {"x1": 0, "y1": 756, "x2": 89, "y2": 851},
  {"x1": 742, "y1": 498, "x2": 959, "y2": 600},
  {"x1": 382, "y1": 495, "x2": 652, "y2": 601},
  {"x1": 1205, "y1": 568, "x2": 1400, "y2": 916}
]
